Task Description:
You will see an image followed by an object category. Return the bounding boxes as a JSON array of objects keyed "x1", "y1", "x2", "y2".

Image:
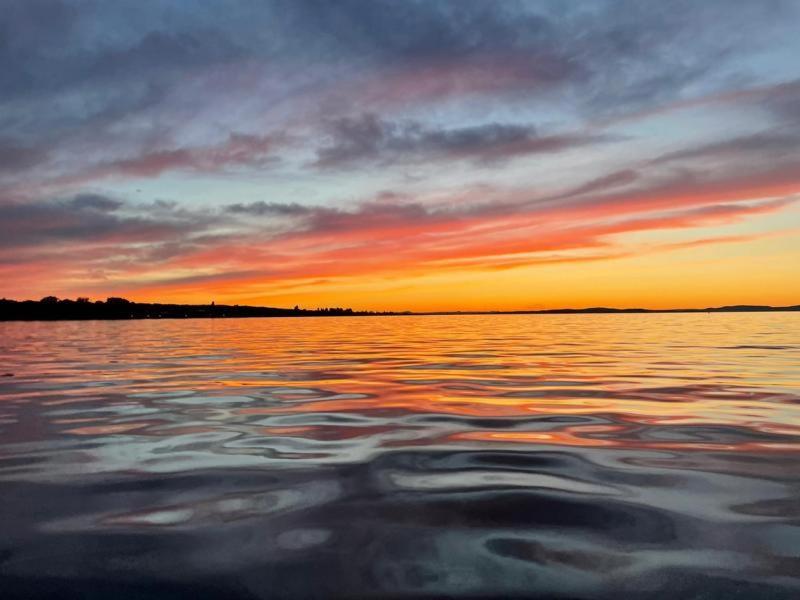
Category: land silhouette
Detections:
[
  {"x1": 0, "y1": 296, "x2": 798, "y2": 321},
  {"x1": 0, "y1": 296, "x2": 401, "y2": 321}
]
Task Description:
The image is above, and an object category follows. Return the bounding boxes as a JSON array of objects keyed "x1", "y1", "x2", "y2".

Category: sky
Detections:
[{"x1": 1, "y1": 0, "x2": 799, "y2": 311}]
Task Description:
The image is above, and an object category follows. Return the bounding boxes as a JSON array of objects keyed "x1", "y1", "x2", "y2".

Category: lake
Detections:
[{"x1": 1, "y1": 314, "x2": 799, "y2": 598}]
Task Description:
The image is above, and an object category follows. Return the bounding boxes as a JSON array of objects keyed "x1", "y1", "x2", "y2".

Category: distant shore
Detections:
[
  {"x1": 1, "y1": 297, "x2": 798, "y2": 322},
  {"x1": 424, "y1": 305, "x2": 800, "y2": 315},
  {"x1": 0, "y1": 297, "x2": 397, "y2": 321}
]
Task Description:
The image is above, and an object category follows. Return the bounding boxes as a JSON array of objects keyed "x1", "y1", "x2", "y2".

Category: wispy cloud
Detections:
[{"x1": 313, "y1": 114, "x2": 609, "y2": 168}]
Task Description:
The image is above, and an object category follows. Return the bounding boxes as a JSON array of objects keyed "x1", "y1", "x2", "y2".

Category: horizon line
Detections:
[{"x1": 1, "y1": 296, "x2": 799, "y2": 320}]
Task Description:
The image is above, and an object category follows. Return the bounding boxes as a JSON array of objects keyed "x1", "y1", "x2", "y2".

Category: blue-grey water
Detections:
[{"x1": 1, "y1": 314, "x2": 799, "y2": 599}]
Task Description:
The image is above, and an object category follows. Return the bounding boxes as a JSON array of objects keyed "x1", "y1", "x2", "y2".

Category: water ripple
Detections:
[{"x1": 1, "y1": 314, "x2": 799, "y2": 598}]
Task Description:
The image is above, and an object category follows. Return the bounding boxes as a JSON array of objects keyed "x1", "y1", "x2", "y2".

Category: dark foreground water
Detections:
[{"x1": 1, "y1": 314, "x2": 799, "y2": 599}]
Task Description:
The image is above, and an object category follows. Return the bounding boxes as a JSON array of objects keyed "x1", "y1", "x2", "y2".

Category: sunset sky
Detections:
[{"x1": 2, "y1": 0, "x2": 799, "y2": 311}]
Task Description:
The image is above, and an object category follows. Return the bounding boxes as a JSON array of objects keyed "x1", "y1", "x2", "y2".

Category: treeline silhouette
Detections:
[
  {"x1": 1, "y1": 296, "x2": 797, "y2": 322},
  {"x1": 0, "y1": 296, "x2": 400, "y2": 321}
]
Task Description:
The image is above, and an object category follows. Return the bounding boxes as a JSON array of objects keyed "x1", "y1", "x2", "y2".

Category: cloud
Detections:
[
  {"x1": 227, "y1": 158, "x2": 800, "y2": 247},
  {"x1": 5, "y1": 158, "x2": 796, "y2": 301},
  {"x1": 116, "y1": 191, "x2": 797, "y2": 299},
  {"x1": 760, "y1": 79, "x2": 800, "y2": 123},
  {"x1": 226, "y1": 201, "x2": 314, "y2": 217},
  {"x1": 0, "y1": 139, "x2": 48, "y2": 173},
  {"x1": 0, "y1": 193, "x2": 215, "y2": 253},
  {"x1": 3, "y1": 0, "x2": 793, "y2": 182},
  {"x1": 66, "y1": 193, "x2": 124, "y2": 212},
  {"x1": 313, "y1": 113, "x2": 607, "y2": 168},
  {"x1": 1, "y1": 1, "x2": 799, "y2": 303},
  {"x1": 55, "y1": 133, "x2": 281, "y2": 186},
  {"x1": 554, "y1": 169, "x2": 641, "y2": 200},
  {"x1": 279, "y1": 0, "x2": 559, "y2": 63},
  {"x1": 652, "y1": 131, "x2": 800, "y2": 165}
]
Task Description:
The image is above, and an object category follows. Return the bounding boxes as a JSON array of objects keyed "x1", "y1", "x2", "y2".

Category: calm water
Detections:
[{"x1": 1, "y1": 314, "x2": 799, "y2": 599}]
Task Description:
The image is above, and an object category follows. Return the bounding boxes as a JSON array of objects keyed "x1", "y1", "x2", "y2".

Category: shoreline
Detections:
[{"x1": 2, "y1": 304, "x2": 799, "y2": 322}]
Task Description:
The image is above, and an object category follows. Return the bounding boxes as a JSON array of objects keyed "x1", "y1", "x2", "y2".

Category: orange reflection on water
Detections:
[
  {"x1": 64, "y1": 422, "x2": 153, "y2": 436},
  {"x1": 452, "y1": 427, "x2": 621, "y2": 448},
  {"x1": 449, "y1": 429, "x2": 800, "y2": 453},
  {"x1": 1, "y1": 313, "x2": 799, "y2": 469}
]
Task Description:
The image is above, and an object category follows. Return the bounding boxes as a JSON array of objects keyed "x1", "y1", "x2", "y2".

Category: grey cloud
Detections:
[
  {"x1": 0, "y1": 3, "x2": 241, "y2": 104},
  {"x1": 282, "y1": 158, "x2": 800, "y2": 239},
  {"x1": 563, "y1": 170, "x2": 641, "y2": 198},
  {"x1": 0, "y1": 139, "x2": 48, "y2": 173},
  {"x1": 0, "y1": 193, "x2": 215, "y2": 251},
  {"x1": 226, "y1": 201, "x2": 315, "y2": 217},
  {"x1": 314, "y1": 114, "x2": 606, "y2": 168},
  {"x1": 225, "y1": 195, "x2": 442, "y2": 234},
  {"x1": 48, "y1": 133, "x2": 282, "y2": 186},
  {"x1": 651, "y1": 131, "x2": 800, "y2": 165},
  {"x1": 0, "y1": 0, "x2": 797, "y2": 191},
  {"x1": 3, "y1": 2, "x2": 792, "y2": 140},
  {"x1": 283, "y1": 0, "x2": 799, "y2": 115},
  {"x1": 0, "y1": 0, "x2": 80, "y2": 99},
  {"x1": 67, "y1": 193, "x2": 124, "y2": 212},
  {"x1": 124, "y1": 269, "x2": 268, "y2": 289},
  {"x1": 762, "y1": 80, "x2": 800, "y2": 123},
  {"x1": 304, "y1": 200, "x2": 432, "y2": 232},
  {"x1": 279, "y1": 0, "x2": 582, "y2": 96}
]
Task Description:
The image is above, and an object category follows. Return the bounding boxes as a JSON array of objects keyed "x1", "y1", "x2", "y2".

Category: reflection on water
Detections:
[{"x1": 1, "y1": 314, "x2": 799, "y2": 598}]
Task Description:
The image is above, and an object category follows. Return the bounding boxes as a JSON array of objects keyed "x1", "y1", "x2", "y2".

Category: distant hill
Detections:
[{"x1": 521, "y1": 305, "x2": 800, "y2": 314}]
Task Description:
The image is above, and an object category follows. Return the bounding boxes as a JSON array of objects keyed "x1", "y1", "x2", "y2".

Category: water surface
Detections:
[{"x1": 1, "y1": 314, "x2": 799, "y2": 598}]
